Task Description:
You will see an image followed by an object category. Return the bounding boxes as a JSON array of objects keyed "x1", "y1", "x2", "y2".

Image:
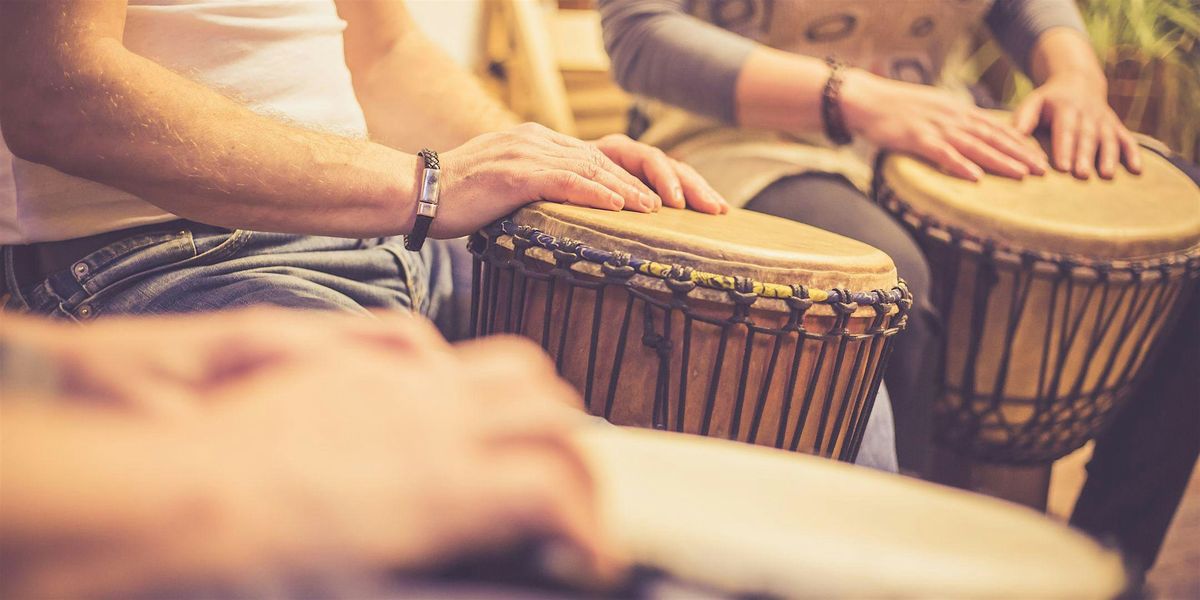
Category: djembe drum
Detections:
[
  {"x1": 576, "y1": 425, "x2": 1128, "y2": 599},
  {"x1": 470, "y1": 203, "x2": 910, "y2": 462},
  {"x1": 875, "y1": 144, "x2": 1200, "y2": 507}
]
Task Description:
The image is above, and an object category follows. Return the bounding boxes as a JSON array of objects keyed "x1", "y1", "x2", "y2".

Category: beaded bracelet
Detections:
[{"x1": 821, "y1": 56, "x2": 853, "y2": 146}]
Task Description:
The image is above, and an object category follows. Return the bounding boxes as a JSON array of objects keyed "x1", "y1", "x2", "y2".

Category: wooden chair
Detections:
[{"x1": 479, "y1": 0, "x2": 632, "y2": 139}]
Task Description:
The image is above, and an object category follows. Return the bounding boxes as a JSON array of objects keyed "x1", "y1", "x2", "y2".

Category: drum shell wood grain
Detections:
[{"x1": 473, "y1": 236, "x2": 902, "y2": 460}]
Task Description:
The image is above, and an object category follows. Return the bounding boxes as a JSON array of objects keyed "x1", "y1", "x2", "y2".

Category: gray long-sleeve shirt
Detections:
[{"x1": 599, "y1": 0, "x2": 1086, "y2": 124}]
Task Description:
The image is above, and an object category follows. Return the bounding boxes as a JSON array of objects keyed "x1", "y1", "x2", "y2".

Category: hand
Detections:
[
  {"x1": 433, "y1": 123, "x2": 727, "y2": 238},
  {"x1": 841, "y1": 71, "x2": 1049, "y2": 181},
  {"x1": 591, "y1": 134, "x2": 728, "y2": 214},
  {"x1": 2, "y1": 309, "x2": 624, "y2": 591},
  {"x1": 1013, "y1": 74, "x2": 1143, "y2": 179},
  {"x1": 204, "y1": 320, "x2": 622, "y2": 587}
]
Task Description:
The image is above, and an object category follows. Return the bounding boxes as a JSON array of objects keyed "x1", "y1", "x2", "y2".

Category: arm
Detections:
[
  {"x1": 337, "y1": 0, "x2": 724, "y2": 213},
  {"x1": 997, "y1": 1, "x2": 1143, "y2": 179},
  {"x1": 0, "y1": 2, "x2": 699, "y2": 241},
  {"x1": 985, "y1": 0, "x2": 1087, "y2": 75},
  {"x1": 1023, "y1": 29, "x2": 1140, "y2": 179},
  {"x1": 599, "y1": 0, "x2": 1045, "y2": 181},
  {"x1": 335, "y1": 0, "x2": 519, "y2": 151},
  {"x1": 0, "y1": 1, "x2": 422, "y2": 238}
]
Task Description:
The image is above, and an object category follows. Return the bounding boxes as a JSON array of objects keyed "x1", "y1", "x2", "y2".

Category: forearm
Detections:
[
  {"x1": 1027, "y1": 27, "x2": 1106, "y2": 90},
  {"x1": 599, "y1": 0, "x2": 835, "y2": 137},
  {"x1": 986, "y1": 0, "x2": 1090, "y2": 78},
  {"x1": 735, "y1": 48, "x2": 833, "y2": 136},
  {"x1": 338, "y1": 0, "x2": 517, "y2": 151},
  {"x1": 599, "y1": 0, "x2": 754, "y2": 124},
  {"x1": 1, "y1": 40, "x2": 421, "y2": 237},
  {"x1": 350, "y1": 32, "x2": 519, "y2": 151},
  {"x1": 0, "y1": 405, "x2": 276, "y2": 598}
]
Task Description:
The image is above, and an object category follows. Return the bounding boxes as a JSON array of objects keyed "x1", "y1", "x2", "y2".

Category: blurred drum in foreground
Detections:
[
  {"x1": 470, "y1": 203, "x2": 910, "y2": 462},
  {"x1": 874, "y1": 137, "x2": 1200, "y2": 508},
  {"x1": 576, "y1": 425, "x2": 1128, "y2": 599}
]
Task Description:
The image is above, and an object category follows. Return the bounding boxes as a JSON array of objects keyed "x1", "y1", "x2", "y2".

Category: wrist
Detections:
[
  {"x1": 1029, "y1": 28, "x2": 1107, "y2": 91},
  {"x1": 1042, "y1": 70, "x2": 1108, "y2": 98},
  {"x1": 838, "y1": 68, "x2": 883, "y2": 135}
]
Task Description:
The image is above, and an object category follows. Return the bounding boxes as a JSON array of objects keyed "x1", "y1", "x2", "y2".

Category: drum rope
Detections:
[
  {"x1": 489, "y1": 220, "x2": 910, "y2": 307},
  {"x1": 468, "y1": 223, "x2": 913, "y2": 462},
  {"x1": 873, "y1": 176, "x2": 1199, "y2": 465}
]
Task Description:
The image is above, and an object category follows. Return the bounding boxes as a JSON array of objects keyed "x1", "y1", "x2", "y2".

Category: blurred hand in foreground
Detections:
[{"x1": 1, "y1": 309, "x2": 622, "y2": 598}]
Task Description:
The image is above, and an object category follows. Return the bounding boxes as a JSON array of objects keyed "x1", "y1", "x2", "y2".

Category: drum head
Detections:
[
  {"x1": 578, "y1": 426, "x2": 1127, "y2": 599},
  {"x1": 879, "y1": 144, "x2": 1200, "y2": 260},
  {"x1": 508, "y1": 203, "x2": 898, "y2": 292}
]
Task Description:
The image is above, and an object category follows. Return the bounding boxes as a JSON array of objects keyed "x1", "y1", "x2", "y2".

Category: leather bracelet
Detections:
[
  {"x1": 404, "y1": 148, "x2": 440, "y2": 252},
  {"x1": 821, "y1": 57, "x2": 853, "y2": 146}
]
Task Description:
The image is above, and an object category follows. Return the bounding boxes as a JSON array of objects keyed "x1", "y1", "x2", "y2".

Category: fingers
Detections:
[
  {"x1": 548, "y1": 132, "x2": 659, "y2": 211},
  {"x1": 1012, "y1": 93, "x2": 1044, "y2": 135},
  {"x1": 1051, "y1": 108, "x2": 1079, "y2": 173},
  {"x1": 1073, "y1": 120, "x2": 1099, "y2": 179},
  {"x1": 598, "y1": 136, "x2": 685, "y2": 209},
  {"x1": 531, "y1": 170, "x2": 627, "y2": 211},
  {"x1": 546, "y1": 158, "x2": 656, "y2": 213},
  {"x1": 1097, "y1": 125, "x2": 1120, "y2": 179},
  {"x1": 481, "y1": 445, "x2": 625, "y2": 588},
  {"x1": 948, "y1": 131, "x2": 1028, "y2": 180},
  {"x1": 590, "y1": 149, "x2": 661, "y2": 212},
  {"x1": 672, "y1": 158, "x2": 727, "y2": 214},
  {"x1": 454, "y1": 335, "x2": 585, "y2": 411},
  {"x1": 918, "y1": 137, "x2": 983, "y2": 182},
  {"x1": 1117, "y1": 128, "x2": 1144, "y2": 175},
  {"x1": 967, "y1": 114, "x2": 1047, "y2": 175}
]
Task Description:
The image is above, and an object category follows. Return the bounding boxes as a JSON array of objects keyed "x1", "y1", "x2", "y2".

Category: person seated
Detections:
[
  {"x1": 0, "y1": 0, "x2": 726, "y2": 327},
  {"x1": 0, "y1": 309, "x2": 622, "y2": 598},
  {"x1": 598, "y1": 0, "x2": 1142, "y2": 477}
]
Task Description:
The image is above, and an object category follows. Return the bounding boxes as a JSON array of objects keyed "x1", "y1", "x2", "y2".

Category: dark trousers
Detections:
[
  {"x1": 746, "y1": 169, "x2": 1199, "y2": 575},
  {"x1": 746, "y1": 174, "x2": 941, "y2": 477}
]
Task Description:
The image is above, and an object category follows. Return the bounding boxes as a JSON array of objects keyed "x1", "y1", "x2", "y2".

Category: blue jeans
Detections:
[{"x1": 2, "y1": 226, "x2": 453, "y2": 320}]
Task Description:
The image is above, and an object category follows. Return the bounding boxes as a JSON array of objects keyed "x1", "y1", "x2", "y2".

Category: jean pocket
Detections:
[{"x1": 74, "y1": 230, "x2": 200, "y2": 296}]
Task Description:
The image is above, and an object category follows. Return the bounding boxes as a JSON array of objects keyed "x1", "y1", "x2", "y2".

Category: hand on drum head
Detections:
[
  {"x1": 0, "y1": 310, "x2": 625, "y2": 597},
  {"x1": 431, "y1": 123, "x2": 728, "y2": 239},
  {"x1": 1013, "y1": 74, "x2": 1143, "y2": 180},
  {"x1": 591, "y1": 133, "x2": 729, "y2": 215},
  {"x1": 840, "y1": 70, "x2": 1049, "y2": 182},
  {"x1": 200, "y1": 323, "x2": 625, "y2": 587}
]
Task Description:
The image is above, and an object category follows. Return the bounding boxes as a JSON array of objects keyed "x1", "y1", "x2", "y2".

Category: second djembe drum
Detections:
[
  {"x1": 470, "y1": 203, "x2": 910, "y2": 462},
  {"x1": 875, "y1": 144, "x2": 1200, "y2": 507}
]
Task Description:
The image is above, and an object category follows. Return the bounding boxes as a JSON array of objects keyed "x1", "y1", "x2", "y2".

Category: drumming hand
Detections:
[
  {"x1": 841, "y1": 71, "x2": 1048, "y2": 182},
  {"x1": 1013, "y1": 74, "x2": 1143, "y2": 180},
  {"x1": 0, "y1": 309, "x2": 460, "y2": 417},
  {"x1": 434, "y1": 123, "x2": 664, "y2": 238},
  {"x1": 591, "y1": 134, "x2": 729, "y2": 214},
  {"x1": 200, "y1": 322, "x2": 624, "y2": 589}
]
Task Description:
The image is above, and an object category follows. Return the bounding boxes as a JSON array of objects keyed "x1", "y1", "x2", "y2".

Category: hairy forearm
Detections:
[
  {"x1": 1, "y1": 38, "x2": 421, "y2": 237},
  {"x1": 0, "y1": 404, "x2": 276, "y2": 598},
  {"x1": 1027, "y1": 27, "x2": 1106, "y2": 89},
  {"x1": 350, "y1": 32, "x2": 519, "y2": 151}
]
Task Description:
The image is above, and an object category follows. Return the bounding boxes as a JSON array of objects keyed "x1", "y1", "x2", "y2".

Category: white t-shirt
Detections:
[{"x1": 0, "y1": 0, "x2": 368, "y2": 244}]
